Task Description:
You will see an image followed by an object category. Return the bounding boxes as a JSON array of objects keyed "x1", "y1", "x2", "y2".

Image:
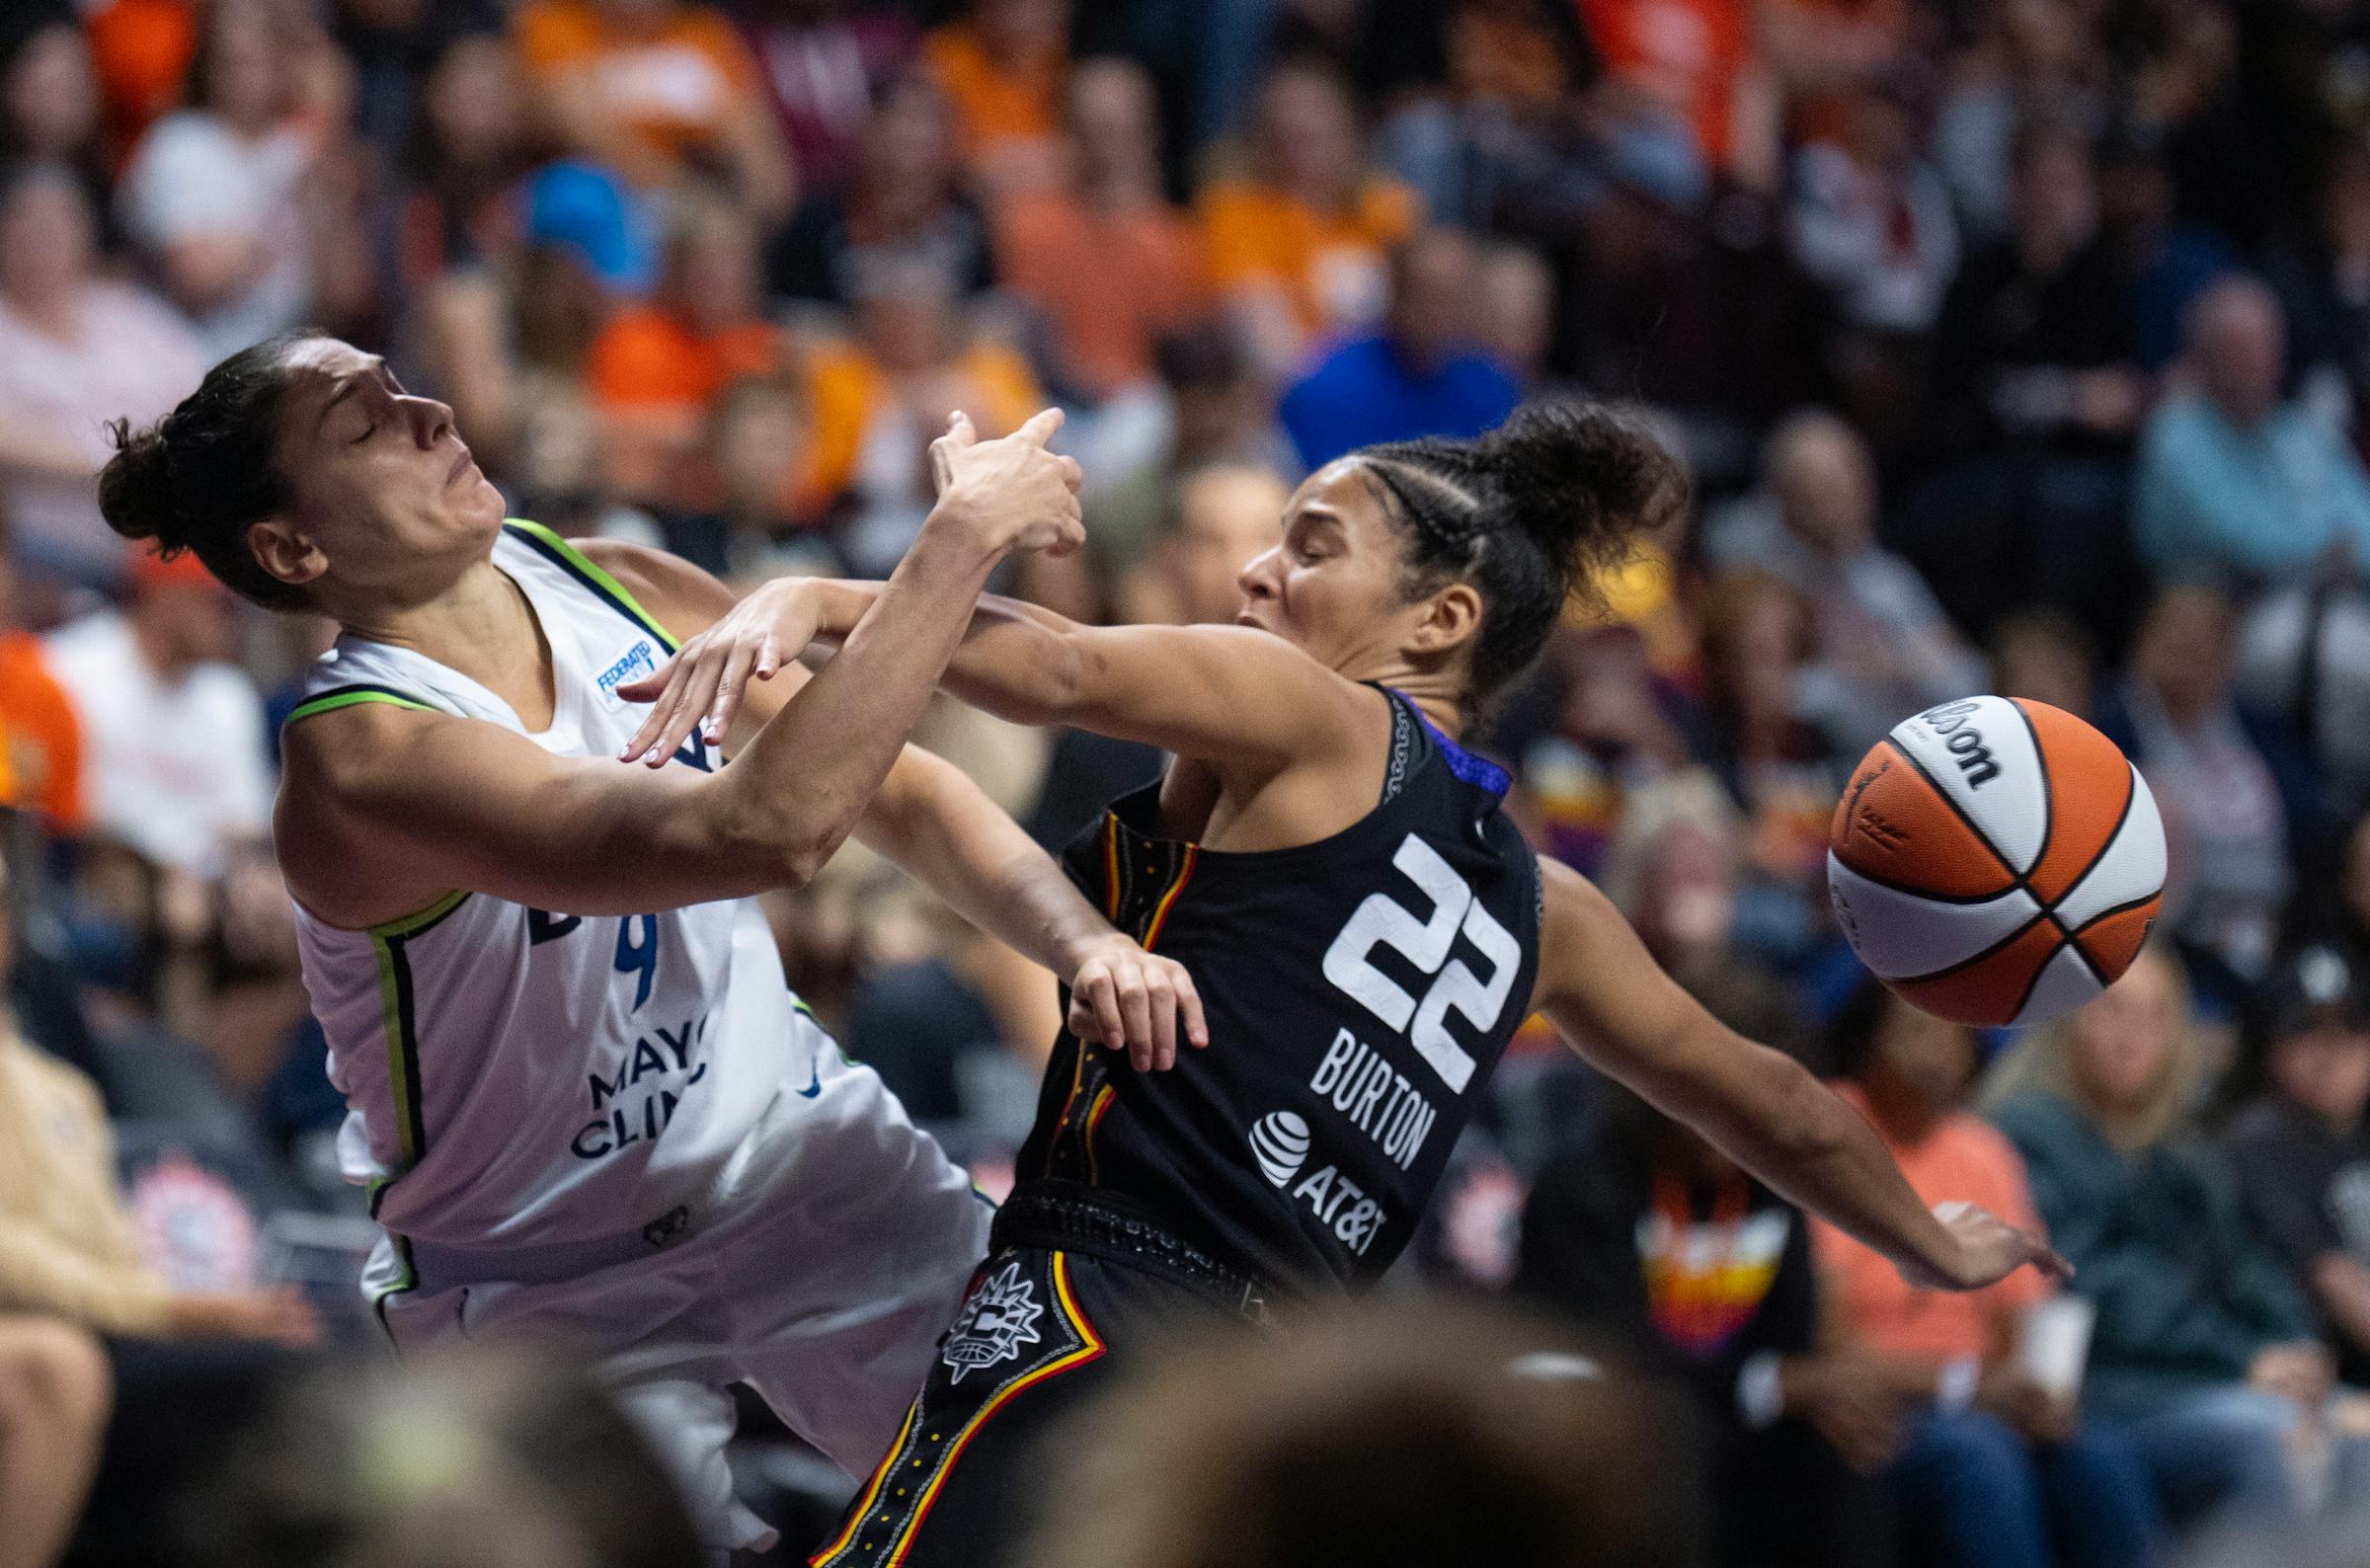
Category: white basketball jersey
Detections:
[{"x1": 288, "y1": 521, "x2": 824, "y2": 1269}]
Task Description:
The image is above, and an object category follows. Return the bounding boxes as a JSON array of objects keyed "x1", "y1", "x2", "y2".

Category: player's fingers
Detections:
[
  {"x1": 1057, "y1": 454, "x2": 1083, "y2": 493},
  {"x1": 1013, "y1": 406, "x2": 1065, "y2": 449},
  {"x1": 754, "y1": 634, "x2": 781, "y2": 680},
  {"x1": 646, "y1": 644, "x2": 725, "y2": 764},
  {"x1": 614, "y1": 649, "x2": 677, "y2": 705},
  {"x1": 1173, "y1": 968, "x2": 1209, "y2": 1049},
  {"x1": 709, "y1": 640, "x2": 759, "y2": 742},
  {"x1": 1117, "y1": 973, "x2": 1153, "y2": 1070},
  {"x1": 928, "y1": 412, "x2": 974, "y2": 492},
  {"x1": 1067, "y1": 992, "x2": 1102, "y2": 1042},
  {"x1": 621, "y1": 648, "x2": 698, "y2": 760},
  {"x1": 1146, "y1": 972, "x2": 1177, "y2": 1070},
  {"x1": 1087, "y1": 975, "x2": 1126, "y2": 1054}
]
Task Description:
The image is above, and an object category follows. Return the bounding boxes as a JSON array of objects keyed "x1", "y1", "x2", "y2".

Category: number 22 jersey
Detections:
[{"x1": 1019, "y1": 687, "x2": 1543, "y2": 1292}]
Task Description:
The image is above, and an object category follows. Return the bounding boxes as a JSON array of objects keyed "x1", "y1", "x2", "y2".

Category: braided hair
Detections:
[{"x1": 1357, "y1": 401, "x2": 1687, "y2": 713}]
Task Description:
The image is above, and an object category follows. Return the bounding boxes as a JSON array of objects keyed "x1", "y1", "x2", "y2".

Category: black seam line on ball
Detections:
[
  {"x1": 2011, "y1": 700, "x2": 2055, "y2": 893},
  {"x1": 1894, "y1": 910, "x2": 2051, "y2": 987},
  {"x1": 2040, "y1": 761, "x2": 2141, "y2": 971},
  {"x1": 2004, "y1": 935, "x2": 2067, "y2": 1021},
  {"x1": 1831, "y1": 855, "x2": 2028, "y2": 907},
  {"x1": 2049, "y1": 762, "x2": 2140, "y2": 922},
  {"x1": 1887, "y1": 734, "x2": 2032, "y2": 900}
]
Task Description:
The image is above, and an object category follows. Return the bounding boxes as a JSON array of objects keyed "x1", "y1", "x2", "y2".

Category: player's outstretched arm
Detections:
[
  {"x1": 858, "y1": 745, "x2": 1209, "y2": 1070},
  {"x1": 1530, "y1": 858, "x2": 2071, "y2": 1294},
  {"x1": 593, "y1": 527, "x2": 1207, "y2": 1070},
  {"x1": 623, "y1": 582, "x2": 1372, "y2": 782},
  {"x1": 278, "y1": 412, "x2": 1081, "y2": 925}
]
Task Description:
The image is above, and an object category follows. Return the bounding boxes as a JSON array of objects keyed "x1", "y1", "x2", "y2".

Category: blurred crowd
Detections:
[{"x1": 14, "y1": 0, "x2": 2370, "y2": 1562}]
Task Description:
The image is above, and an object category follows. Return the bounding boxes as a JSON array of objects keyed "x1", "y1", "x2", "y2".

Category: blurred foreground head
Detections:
[
  {"x1": 200, "y1": 1345, "x2": 703, "y2": 1568},
  {"x1": 1024, "y1": 1301, "x2": 1702, "y2": 1568}
]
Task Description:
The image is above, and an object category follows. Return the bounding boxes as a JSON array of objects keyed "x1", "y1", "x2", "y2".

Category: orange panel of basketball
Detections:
[
  {"x1": 1830, "y1": 744, "x2": 2016, "y2": 899},
  {"x1": 2020, "y1": 701, "x2": 2136, "y2": 905},
  {"x1": 1887, "y1": 918, "x2": 2064, "y2": 1030},
  {"x1": 1825, "y1": 696, "x2": 2168, "y2": 1030}
]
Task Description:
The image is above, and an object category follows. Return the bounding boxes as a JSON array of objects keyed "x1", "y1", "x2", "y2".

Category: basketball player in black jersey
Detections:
[{"x1": 624, "y1": 402, "x2": 2067, "y2": 1568}]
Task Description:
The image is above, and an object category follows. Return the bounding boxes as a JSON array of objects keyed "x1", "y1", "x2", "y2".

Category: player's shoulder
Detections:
[
  {"x1": 274, "y1": 698, "x2": 459, "y2": 917},
  {"x1": 277, "y1": 694, "x2": 453, "y2": 805},
  {"x1": 571, "y1": 537, "x2": 735, "y2": 638}
]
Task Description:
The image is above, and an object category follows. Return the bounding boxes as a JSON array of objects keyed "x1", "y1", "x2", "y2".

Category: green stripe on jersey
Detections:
[
  {"x1": 503, "y1": 518, "x2": 680, "y2": 653},
  {"x1": 366, "y1": 889, "x2": 464, "y2": 1184},
  {"x1": 283, "y1": 686, "x2": 436, "y2": 725}
]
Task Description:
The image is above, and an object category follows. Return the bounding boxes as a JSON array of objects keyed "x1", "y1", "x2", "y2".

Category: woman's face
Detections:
[
  {"x1": 266, "y1": 339, "x2": 507, "y2": 598},
  {"x1": 1716, "y1": 585, "x2": 1803, "y2": 725},
  {"x1": 4, "y1": 24, "x2": 99, "y2": 160},
  {"x1": 202, "y1": 3, "x2": 285, "y2": 130},
  {"x1": 2271, "y1": 1023, "x2": 2370, "y2": 1131},
  {"x1": 1872, "y1": 994, "x2": 1979, "y2": 1114},
  {"x1": 1233, "y1": 459, "x2": 1464, "y2": 683},
  {"x1": 425, "y1": 35, "x2": 523, "y2": 167},
  {"x1": 2070, "y1": 953, "x2": 2177, "y2": 1118},
  {"x1": 1258, "y1": 70, "x2": 1358, "y2": 200},
  {"x1": 0, "y1": 173, "x2": 93, "y2": 301}
]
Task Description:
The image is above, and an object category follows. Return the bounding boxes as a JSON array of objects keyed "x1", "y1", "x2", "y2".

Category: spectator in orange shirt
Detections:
[
  {"x1": 1573, "y1": 0, "x2": 1779, "y2": 188},
  {"x1": 801, "y1": 252, "x2": 1045, "y2": 577},
  {"x1": 921, "y1": 0, "x2": 1068, "y2": 197},
  {"x1": 1814, "y1": 979, "x2": 2162, "y2": 1568},
  {"x1": 0, "y1": 531, "x2": 83, "y2": 835},
  {"x1": 996, "y1": 57, "x2": 1206, "y2": 405},
  {"x1": 82, "y1": 0, "x2": 196, "y2": 170},
  {"x1": 1197, "y1": 57, "x2": 1419, "y2": 375},
  {"x1": 586, "y1": 187, "x2": 781, "y2": 504},
  {"x1": 514, "y1": 0, "x2": 794, "y2": 218}
]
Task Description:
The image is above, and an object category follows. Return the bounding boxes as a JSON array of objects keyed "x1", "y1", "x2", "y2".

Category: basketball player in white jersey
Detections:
[{"x1": 96, "y1": 334, "x2": 1207, "y2": 1557}]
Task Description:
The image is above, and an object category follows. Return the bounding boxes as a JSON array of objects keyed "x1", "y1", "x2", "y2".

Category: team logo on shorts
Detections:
[
  {"x1": 941, "y1": 1262, "x2": 1044, "y2": 1383},
  {"x1": 1248, "y1": 1110, "x2": 1310, "y2": 1187}
]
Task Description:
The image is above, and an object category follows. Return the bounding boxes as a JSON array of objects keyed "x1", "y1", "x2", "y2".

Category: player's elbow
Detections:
[
  {"x1": 1760, "y1": 1052, "x2": 1855, "y2": 1170},
  {"x1": 997, "y1": 623, "x2": 1090, "y2": 727},
  {"x1": 693, "y1": 793, "x2": 844, "y2": 896}
]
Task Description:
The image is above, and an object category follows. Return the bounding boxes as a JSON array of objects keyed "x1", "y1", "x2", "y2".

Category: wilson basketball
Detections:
[{"x1": 1827, "y1": 697, "x2": 2167, "y2": 1029}]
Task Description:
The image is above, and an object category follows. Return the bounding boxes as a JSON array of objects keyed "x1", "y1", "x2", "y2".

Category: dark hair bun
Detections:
[
  {"x1": 1475, "y1": 401, "x2": 1688, "y2": 591},
  {"x1": 98, "y1": 417, "x2": 185, "y2": 551}
]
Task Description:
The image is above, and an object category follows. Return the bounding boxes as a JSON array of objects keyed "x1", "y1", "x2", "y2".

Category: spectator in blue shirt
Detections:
[
  {"x1": 2135, "y1": 276, "x2": 2370, "y2": 586},
  {"x1": 1278, "y1": 227, "x2": 1524, "y2": 469}
]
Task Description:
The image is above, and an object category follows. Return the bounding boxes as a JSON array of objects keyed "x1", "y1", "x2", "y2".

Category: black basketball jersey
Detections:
[{"x1": 1017, "y1": 687, "x2": 1543, "y2": 1293}]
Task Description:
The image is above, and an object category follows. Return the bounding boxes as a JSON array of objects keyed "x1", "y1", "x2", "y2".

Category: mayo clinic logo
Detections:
[{"x1": 1248, "y1": 1111, "x2": 1310, "y2": 1187}]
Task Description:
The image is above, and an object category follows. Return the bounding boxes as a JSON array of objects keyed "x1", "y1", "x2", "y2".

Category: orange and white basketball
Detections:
[{"x1": 1827, "y1": 696, "x2": 2167, "y2": 1028}]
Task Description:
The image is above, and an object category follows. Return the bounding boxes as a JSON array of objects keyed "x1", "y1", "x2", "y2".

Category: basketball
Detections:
[{"x1": 1827, "y1": 697, "x2": 2167, "y2": 1029}]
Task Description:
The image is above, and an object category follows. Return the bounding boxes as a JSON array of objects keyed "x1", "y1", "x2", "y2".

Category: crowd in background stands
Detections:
[{"x1": 16, "y1": 0, "x2": 2370, "y2": 1563}]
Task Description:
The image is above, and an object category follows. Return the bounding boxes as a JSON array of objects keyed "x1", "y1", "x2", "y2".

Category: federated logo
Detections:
[
  {"x1": 1248, "y1": 1110, "x2": 1311, "y2": 1187},
  {"x1": 941, "y1": 1262, "x2": 1043, "y2": 1383}
]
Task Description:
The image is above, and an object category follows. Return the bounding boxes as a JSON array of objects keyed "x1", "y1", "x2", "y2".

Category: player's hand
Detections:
[
  {"x1": 1064, "y1": 934, "x2": 1209, "y2": 1072},
  {"x1": 617, "y1": 578, "x2": 821, "y2": 765},
  {"x1": 924, "y1": 409, "x2": 1084, "y2": 562},
  {"x1": 1898, "y1": 1201, "x2": 2072, "y2": 1293}
]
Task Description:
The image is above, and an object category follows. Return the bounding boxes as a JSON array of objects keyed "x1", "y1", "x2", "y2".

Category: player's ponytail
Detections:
[
  {"x1": 98, "y1": 330, "x2": 316, "y2": 610},
  {"x1": 1360, "y1": 401, "x2": 1687, "y2": 713}
]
